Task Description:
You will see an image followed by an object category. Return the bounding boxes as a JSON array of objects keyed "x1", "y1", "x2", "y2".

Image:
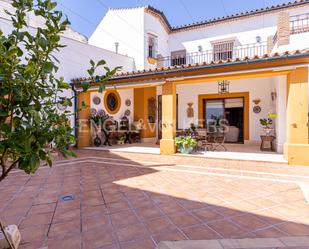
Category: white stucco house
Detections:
[
  {"x1": 1, "y1": 0, "x2": 309, "y2": 165},
  {"x1": 72, "y1": 0, "x2": 309, "y2": 165}
]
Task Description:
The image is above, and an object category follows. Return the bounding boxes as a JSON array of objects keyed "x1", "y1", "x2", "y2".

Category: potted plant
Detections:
[
  {"x1": 260, "y1": 112, "x2": 277, "y2": 136},
  {"x1": 175, "y1": 136, "x2": 197, "y2": 154},
  {"x1": 117, "y1": 134, "x2": 126, "y2": 145}
]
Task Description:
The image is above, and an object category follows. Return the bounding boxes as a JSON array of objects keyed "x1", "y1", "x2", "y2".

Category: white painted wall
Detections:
[
  {"x1": 144, "y1": 12, "x2": 169, "y2": 70},
  {"x1": 90, "y1": 89, "x2": 134, "y2": 123},
  {"x1": 272, "y1": 76, "x2": 287, "y2": 153},
  {"x1": 89, "y1": 7, "x2": 144, "y2": 70}
]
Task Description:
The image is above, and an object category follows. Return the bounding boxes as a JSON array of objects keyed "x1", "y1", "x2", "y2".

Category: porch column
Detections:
[
  {"x1": 284, "y1": 67, "x2": 309, "y2": 165},
  {"x1": 77, "y1": 91, "x2": 91, "y2": 148},
  {"x1": 160, "y1": 81, "x2": 177, "y2": 155}
]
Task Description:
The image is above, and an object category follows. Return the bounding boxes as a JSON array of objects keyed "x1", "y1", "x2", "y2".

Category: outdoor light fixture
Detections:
[{"x1": 218, "y1": 80, "x2": 230, "y2": 93}]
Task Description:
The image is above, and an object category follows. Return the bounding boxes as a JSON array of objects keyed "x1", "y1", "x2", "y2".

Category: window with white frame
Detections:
[
  {"x1": 147, "y1": 34, "x2": 158, "y2": 58},
  {"x1": 213, "y1": 41, "x2": 234, "y2": 61}
]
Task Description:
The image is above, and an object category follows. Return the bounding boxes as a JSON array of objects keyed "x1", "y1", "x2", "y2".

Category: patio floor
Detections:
[
  {"x1": 85, "y1": 143, "x2": 286, "y2": 163},
  {"x1": 1, "y1": 150, "x2": 309, "y2": 249}
]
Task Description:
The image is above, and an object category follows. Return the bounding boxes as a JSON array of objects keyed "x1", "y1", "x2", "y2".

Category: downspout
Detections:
[{"x1": 71, "y1": 84, "x2": 78, "y2": 147}]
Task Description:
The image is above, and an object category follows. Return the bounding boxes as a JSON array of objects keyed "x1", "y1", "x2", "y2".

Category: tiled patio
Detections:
[
  {"x1": 85, "y1": 142, "x2": 286, "y2": 163},
  {"x1": 0, "y1": 150, "x2": 309, "y2": 249}
]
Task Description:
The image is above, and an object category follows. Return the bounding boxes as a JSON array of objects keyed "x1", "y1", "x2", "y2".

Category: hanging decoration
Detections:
[
  {"x1": 187, "y1": 103, "x2": 194, "y2": 118},
  {"x1": 218, "y1": 80, "x2": 230, "y2": 93}
]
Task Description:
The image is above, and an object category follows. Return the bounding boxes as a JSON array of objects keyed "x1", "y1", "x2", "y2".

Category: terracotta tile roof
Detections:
[
  {"x1": 71, "y1": 49, "x2": 309, "y2": 84},
  {"x1": 169, "y1": 0, "x2": 309, "y2": 32}
]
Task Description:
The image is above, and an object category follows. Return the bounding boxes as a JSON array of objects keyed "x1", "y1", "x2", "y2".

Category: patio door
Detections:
[{"x1": 203, "y1": 97, "x2": 244, "y2": 143}]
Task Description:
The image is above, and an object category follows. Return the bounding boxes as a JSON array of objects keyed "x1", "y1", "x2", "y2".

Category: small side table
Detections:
[{"x1": 260, "y1": 135, "x2": 276, "y2": 151}]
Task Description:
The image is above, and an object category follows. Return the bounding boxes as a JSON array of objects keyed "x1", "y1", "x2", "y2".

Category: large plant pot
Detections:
[
  {"x1": 179, "y1": 145, "x2": 194, "y2": 154},
  {"x1": 93, "y1": 136, "x2": 101, "y2": 147}
]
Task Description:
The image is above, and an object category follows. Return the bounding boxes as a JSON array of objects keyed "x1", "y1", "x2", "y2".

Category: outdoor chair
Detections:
[{"x1": 199, "y1": 132, "x2": 227, "y2": 152}]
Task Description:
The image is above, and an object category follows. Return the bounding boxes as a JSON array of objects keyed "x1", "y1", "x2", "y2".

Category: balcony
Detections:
[
  {"x1": 157, "y1": 42, "x2": 267, "y2": 68},
  {"x1": 290, "y1": 13, "x2": 309, "y2": 34}
]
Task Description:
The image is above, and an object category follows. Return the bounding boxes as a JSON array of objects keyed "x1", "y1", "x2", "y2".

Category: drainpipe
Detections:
[{"x1": 71, "y1": 84, "x2": 78, "y2": 147}]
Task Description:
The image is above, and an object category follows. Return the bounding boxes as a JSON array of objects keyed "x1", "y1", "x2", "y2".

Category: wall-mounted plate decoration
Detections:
[
  {"x1": 98, "y1": 109, "x2": 106, "y2": 117},
  {"x1": 93, "y1": 96, "x2": 101, "y2": 105},
  {"x1": 124, "y1": 109, "x2": 131, "y2": 116},
  {"x1": 253, "y1": 106, "x2": 261, "y2": 114},
  {"x1": 90, "y1": 108, "x2": 97, "y2": 116},
  {"x1": 57, "y1": 103, "x2": 67, "y2": 111},
  {"x1": 125, "y1": 99, "x2": 131, "y2": 107}
]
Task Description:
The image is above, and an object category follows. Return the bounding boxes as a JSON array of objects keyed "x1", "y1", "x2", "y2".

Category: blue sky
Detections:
[{"x1": 55, "y1": 0, "x2": 289, "y2": 38}]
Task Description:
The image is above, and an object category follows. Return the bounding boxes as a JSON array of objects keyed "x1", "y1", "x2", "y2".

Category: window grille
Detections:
[{"x1": 213, "y1": 41, "x2": 234, "y2": 61}]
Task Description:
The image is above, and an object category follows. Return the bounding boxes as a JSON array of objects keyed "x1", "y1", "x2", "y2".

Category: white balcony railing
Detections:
[{"x1": 157, "y1": 42, "x2": 267, "y2": 68}]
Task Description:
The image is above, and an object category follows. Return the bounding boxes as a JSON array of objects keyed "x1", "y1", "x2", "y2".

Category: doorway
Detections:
[{"x1": 203, "y1": 97, "x2": 244, "y2": 143}]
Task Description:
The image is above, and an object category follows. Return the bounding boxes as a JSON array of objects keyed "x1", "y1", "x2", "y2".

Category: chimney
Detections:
[
  {"x1": 115, "y1": 42, "x2": 119, "y2": 54},
  {"x1": 277, "y1": 12, "x2": 290, "y2": 46}
]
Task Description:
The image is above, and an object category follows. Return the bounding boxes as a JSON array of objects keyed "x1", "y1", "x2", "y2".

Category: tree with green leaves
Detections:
[{"x1": 0, "y1": 0, "x2": 119, "y2": 182}]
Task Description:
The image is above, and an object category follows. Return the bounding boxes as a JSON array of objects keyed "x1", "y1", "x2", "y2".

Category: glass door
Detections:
[
  {"x1": 203, "y1": 97, "x2": 244, "y2": 143},
  {"x1": 204, "y1": 99, "x2": 225, "y2": 132}
]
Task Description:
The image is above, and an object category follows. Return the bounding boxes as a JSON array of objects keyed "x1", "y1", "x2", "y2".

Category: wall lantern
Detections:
[{"x1": 218, "y1": 80, "x2": 230, "y2": 93}]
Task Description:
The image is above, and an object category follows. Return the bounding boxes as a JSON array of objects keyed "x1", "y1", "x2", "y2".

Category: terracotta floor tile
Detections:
[
  {"x1": 181, "y1": 224, "x2": 222, "y2": 240},
  {"x1": 107, "y1": 200, "x2": 131, "y2": 213},
  {"x1": 47, "y1": 234, "x2": 81, "y2": 249},
  {"x1": 49, "y1": 220, "x2": 81, "y2": 238},
  {"x1": 83, "y1": 227, "x2": 116, "y2": 248},
  {"x1": 121, "y1": 238, "x2": 156, "y2": 249},
  {"x1": 28, "y1": 203, "x2": 56, "y2": 215},
  {"x1": 135, "y1": 205, "x2": 164, "y2": 220},
  {"x1": 168, "y1": 211, "x2": 201, "y2": 228},
  {"x1": 53, "y1": 208, "x2": 80, "y2": 223},
  {"x1": 110, "y1": 210, "x2": 139, "y2": 228},
  {"x1": 19, "y1": 225, "x2": 48, "y2": 243},
  {"x1": 145, "y1": 216, "x2": 176, "y2": 235},
  {"x1": 82, "y1": 214, "x2": 111, "y2": 232},
  {"x1": 207, "y1": 219, "x2": 247, "y2": 238},
  {"x1": 157, "y1": 202, "x2": 186, "y2": 214},
  {"x1": 276, "y1": 222, "x2": 309, "y2": 236},
  {"x1": 152, "y1": 230, "x2": 187, "y2": 244},
  {"x1": 116, "y1": 223, "x2": 149, "y2": 242},
  {"x1": 253, "y1": 226, "x2": 288, "y2": 237},
  {"x1": 230, "y1": 214, "x2": 269, "y2": 232},
  {"x1": 20, "y1": 212, "x2": 53, "y2": 228},
  {"x1": 82, "y1": 204, "x2": 108, "y2": 217},
  {"x1": 192, "y1": 207, "x2": 224, "y2": 223}
]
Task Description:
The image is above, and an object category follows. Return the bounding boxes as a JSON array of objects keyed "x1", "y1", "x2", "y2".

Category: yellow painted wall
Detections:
[
  {"x1": 160, "y1": 81, "x2": 177, "y2": 155},
  {"x1": 134, "y1": 87, "x2": 157, "y2": 138},
  {"x1": 77, "y1": 91, "x2": 91, "y2": 148},
  {"x1": 284, "y1": 67, "x2": 309, "y2": 165}
]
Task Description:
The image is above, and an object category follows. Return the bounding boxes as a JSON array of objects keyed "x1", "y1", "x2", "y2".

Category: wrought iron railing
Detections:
[
  {"x1": 290, "y1": 13, "x2": 309, "y2": 34},
  {"x1": 157, "y1": 42, "x2": 267, "y2": 68}
]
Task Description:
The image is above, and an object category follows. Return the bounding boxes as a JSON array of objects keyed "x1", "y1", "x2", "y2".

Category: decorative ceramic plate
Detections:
[
  {"x1": 93, "y1": 96, "x2": 101, "y2": 105},
  {"x1": 90, "y1": 108, "x2": 97, "y2": 116},
  {"x1": 125, "y1": 99, "x2": 131, "y2": 107},
  {"x1": 253, "y1": 106, "x2": 261, "y2": 114},
  {"x1": 98, "y1": 109, "x2": 106, "y2": 117},
  {"x1": 124, "y1": 109, "x2": 131, "y2": 116},
  {"x1": 57, "y1": 103, "x2": 67, "y2": 111}
]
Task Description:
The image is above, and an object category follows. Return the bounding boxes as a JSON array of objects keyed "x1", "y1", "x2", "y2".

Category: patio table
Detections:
[{"x1": 103, "y1": 130, "x2": 134, "y2": 146}]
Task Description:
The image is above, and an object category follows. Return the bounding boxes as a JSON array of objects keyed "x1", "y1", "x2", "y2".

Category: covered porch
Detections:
[{"x1": 73, "y1": 51, "x2": 309, "y2": 166}]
